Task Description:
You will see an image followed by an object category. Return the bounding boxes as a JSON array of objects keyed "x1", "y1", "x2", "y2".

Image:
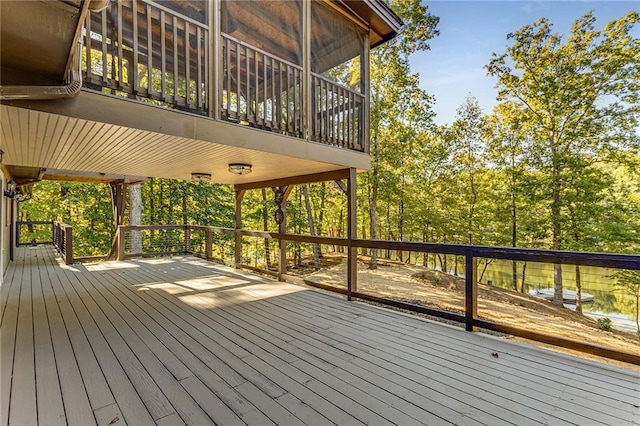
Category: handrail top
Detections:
[{"x1": 116, "y1": 224, "x2": 640, "y2": 270}]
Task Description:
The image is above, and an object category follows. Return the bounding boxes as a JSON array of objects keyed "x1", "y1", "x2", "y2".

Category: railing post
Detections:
[
  {"x1": 205, "y1": 227, "x2": 213, "y2": 261},
  {"x1": 63, "y1": 226, "x2": 73, "y2": 265},
  {"x1": 184, "y1": 226, "x2": 191, "y2": 255},
  {"x1": 117, "y1": 226, "x2": 126, "y2": 261},
  {"x1": 347, "y1": 168, "x2": 357, "y2": 300},
  {"x1": 465, "y1": 250, "x2": 478, "y2": 331}
]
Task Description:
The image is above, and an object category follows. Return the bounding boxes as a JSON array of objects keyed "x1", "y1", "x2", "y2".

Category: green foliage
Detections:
[
  {"x1": 596, "y1": 317, "x2": 614, "y2": 332},
  {"x1": 611, "y1": 270, "x2": 640, "y2": 334}
]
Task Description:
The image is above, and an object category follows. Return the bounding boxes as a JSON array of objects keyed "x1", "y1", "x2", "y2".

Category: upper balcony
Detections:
[
  {"x1": 0, "y1": 0, "x2": 401, "y2": 184},
  {"x1": 85, "y1": 0, "x2": 401, "y2": 152}
]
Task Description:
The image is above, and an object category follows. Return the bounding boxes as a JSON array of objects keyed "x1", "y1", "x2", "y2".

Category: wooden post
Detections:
[
  {"x1": 465, "y1": 251, "x2": 478, "y2": 331},
  {"x1": 302, "y1": 0, "x2": 311, "y2": 141},
  {"x1": 205, "y1": 227, "x2": 213, "y2": 261},
  {"x1": 184, "y1": 226, "x2": 191, "y2": 254},
  {"x1": 108, "y1": 181, "x2": 127, "y2": 259},
  {"x1": 210, "y1": 0, "x2": 219, "y2": 119},
  {"x1": 234, "y1": 189, "x2": 245, "y2": 269},
  {"x1": 64, "y1": 226, "x2": 73, "y2": 265},
  {"x1": 347, "y1": 168, "x2": 357, "y2": 299},
  {"x1": 117, "y1": 226, "x2": 126, "y2": 261}
]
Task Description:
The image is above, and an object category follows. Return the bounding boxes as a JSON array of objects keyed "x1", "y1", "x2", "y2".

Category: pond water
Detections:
[{"x1": 477, "y1": 259, "x2": 636, "y2": 319}]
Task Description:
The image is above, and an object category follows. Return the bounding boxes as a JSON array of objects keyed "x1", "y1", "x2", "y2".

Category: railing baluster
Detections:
[
  {"x1": 117, "y1": 1, "x2": 123, "y2": 87},
  {"x1": 246, "y1": 43, "x2": 251, "y2": 124},
  {"x1": 197, "y1": 26, "x2": 202, "y2": 109},
  {"x1": 262, "y1": 52, "x2": 267, "y2": 126},
  {"x1": 160, "y1": 10, "x2": 166, "y2": 98},
  {"x1": 84, "y1": 12, "x2": 92, "y2": 80},
  {"x1": 147, "y1": 4, "x2": 152, "y2": 94},
  {"x1": 224, "y1": 38, "x2": 231, "y2": 117},
  {"x1": 132, "y1": 0, "x2": 138, "y2": 93},
  {"x1": 185, "y1": 21, "x2": 191, "y2": 108},
  {"x1": 173, "y1": 15, "x2": 179, "y2": 104},
  {"x1": 101, "y1": 8, "x2": 108, "y2": 84}
]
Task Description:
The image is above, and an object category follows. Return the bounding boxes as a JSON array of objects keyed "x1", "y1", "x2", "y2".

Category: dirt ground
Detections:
[{"x1": 300, "y1": 253, "x2": 640, "y2": 370}]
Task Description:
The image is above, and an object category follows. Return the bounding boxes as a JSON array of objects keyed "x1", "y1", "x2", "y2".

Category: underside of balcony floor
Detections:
[{"x1": 1, "y1": 246, "x2": 639, "y2": 425}]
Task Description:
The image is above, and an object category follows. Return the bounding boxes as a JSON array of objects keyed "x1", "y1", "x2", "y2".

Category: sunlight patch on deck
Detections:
[{"x1": 84, "y1": 261, "x2": 140, "y2": 271}]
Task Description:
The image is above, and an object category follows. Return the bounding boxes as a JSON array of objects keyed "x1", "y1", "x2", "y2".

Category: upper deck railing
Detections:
[{"x1": 82, "y1": 0, "x2": 367, "y2": 152}]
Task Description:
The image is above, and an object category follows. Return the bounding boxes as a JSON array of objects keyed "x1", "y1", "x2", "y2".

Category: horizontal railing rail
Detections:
[
  {"x1": 113, "y1": 224, "x2": 640, "y2": 365},
  {"x1": 16, "y1": 221, "x2": 54, "y2": 247}
]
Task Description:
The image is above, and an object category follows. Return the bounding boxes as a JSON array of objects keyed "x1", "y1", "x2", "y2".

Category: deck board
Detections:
[{"x1": 1, "y1": 246, "x2": 639, "y2": 426}]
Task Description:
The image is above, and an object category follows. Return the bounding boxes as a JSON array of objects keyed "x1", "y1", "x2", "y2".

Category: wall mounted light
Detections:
[
  {"x1": 228, "y1": 163, "x2": 252, "y2": 175},
  {"x1": 4, "y1": 179, "x2": 16, "y2": 198},
  {"x1": 191, "y1": 172, "x2": 212, "y2": 182}
]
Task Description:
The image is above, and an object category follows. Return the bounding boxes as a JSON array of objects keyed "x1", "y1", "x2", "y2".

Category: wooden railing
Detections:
[
  {"x1": 113, "y1": 224, "x2": 640, "y2": 365},
  {"x1": 221, "y1": 34, "x2": 303, "y2": 138},
  {"x1": 52, "y1": 221, "x2": 74, "y2": 265},
  {"x1": 311, "y1": 73, "x2": 364, "y2": 150},
  {"x1": 81, "y1": 1, "x2": 366, "y2": 151},
  {"x1": 83, "y1": 0, "x2": 209, "y2": 114},
  {"x1": 15, "y1": 221, "x2": 54, "y2": 247}
]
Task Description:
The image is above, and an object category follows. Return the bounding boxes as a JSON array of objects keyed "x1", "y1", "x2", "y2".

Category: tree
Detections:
[
  {"x1": 486, "y1": 11, "x2": 640, "y2": 305},
  {"x1": 366, "y1": 0, "x2": 439, "y2": 269},
  {"x1": 611, "y1": 270, "x2": 640, "y2": 335}
]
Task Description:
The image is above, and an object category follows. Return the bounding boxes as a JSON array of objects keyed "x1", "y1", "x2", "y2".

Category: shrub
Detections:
[{"x1": 596, "y1": 317, "x2": 613, "y2": 332}]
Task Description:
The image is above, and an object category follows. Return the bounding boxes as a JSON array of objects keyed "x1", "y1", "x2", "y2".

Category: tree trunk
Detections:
[
  {"x1": 521, "y1": 261, "x2": 527, "y2": 293},
  {"x1": 261, "y1": 188, "x2": 271, "y2": 269},
  {"x1": 398, "y1": 177, "x2": 405, "y2": 262},
  {"x1": 369, "y1": 168, "x2": 378, "y2": 269},
  {"x1": 551, "y1": 134, "x2": 564, "y2": 306},
  {"x1": 128, "y1": 183, "x2": 143, "y2": 254},
  {"x1": 635, "y1": 293, "x2": 639, "y2": 335},
  {"x1": 575, "y1": 264, "x2": 583, "y2": 314},
  {"x1": 338, "y1": 208, "x2": 344, "y2": 253},
  {"x1": 181, "y1": 182, "x2": 188, "y2": 225},
  {"x1": 318, "y1": 182, "x2": 325, "y2": 258},
  {"x1": 302, "y1": 184, "x2": 319, "y2": 269},
  {"x1": 511, "y1": 164, "x2": 518, "y2": 291}
]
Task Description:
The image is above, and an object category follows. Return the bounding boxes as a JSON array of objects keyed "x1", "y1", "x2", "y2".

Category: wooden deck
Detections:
[{"x1": 1, "y1": 246, "x2": 639, "y2": 426}]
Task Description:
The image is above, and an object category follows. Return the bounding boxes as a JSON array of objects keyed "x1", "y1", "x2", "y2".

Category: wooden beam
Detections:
[
  {"x1": 347, "y1": 168, "x2": 357, "y2": 299},
  {"x1": 334, "y1": 179, "x2": 347, "y2": 194},
  {"x1": 235, "y1": 169, "x2": 351, "y2": 191}
]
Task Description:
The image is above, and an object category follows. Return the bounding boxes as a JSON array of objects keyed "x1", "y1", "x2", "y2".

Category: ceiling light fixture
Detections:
[
  {"x1": 191, "y1": 172, "x2": 212, "y2": 182},
  {"x1": 228, "y1": 163, "x2": 252, "y2": 175}
]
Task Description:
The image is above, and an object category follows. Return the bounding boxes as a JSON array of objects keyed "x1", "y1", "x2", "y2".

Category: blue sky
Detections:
[{"x1": 411, "y1": 1, "x2": 639, "y2": 125}]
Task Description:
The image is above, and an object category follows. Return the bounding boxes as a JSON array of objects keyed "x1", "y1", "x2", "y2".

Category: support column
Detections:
[
  {"x1": 234, "y1": 189, "x2": 245, "y2": 269},
  {"x1": 108, "y1": 180, "x2": 127, "y2": 260},
  {"x1": 347, "y1": 168, "x2": 357, "y2": 300},
  {"x1": 302, "y1": 0, "x2": 311, "y2": 141}
]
